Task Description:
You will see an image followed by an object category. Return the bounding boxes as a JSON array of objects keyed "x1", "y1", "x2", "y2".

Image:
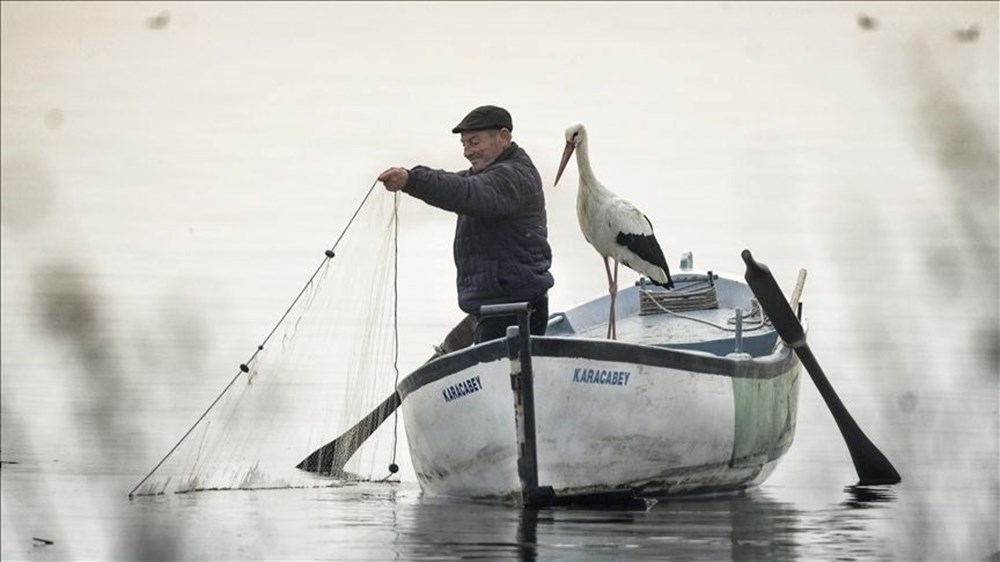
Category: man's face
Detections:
[{"x1": 460, "y1": 129, "x2": 509, "y2": 172}]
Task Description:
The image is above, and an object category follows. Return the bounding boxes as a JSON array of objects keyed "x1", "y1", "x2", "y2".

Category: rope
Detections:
[
  {"x1": 638, "y1": 287, "x2": 771, "y2": 333},
  {"x1": 639, "y1": 281, "x2": 720, "y2": 313},
  {"x1": 388, "y1": 192, "x2": 402, "y2": 478},
  {"x1": 129, "y1": 179, "x2": 380, "y2": 498}
]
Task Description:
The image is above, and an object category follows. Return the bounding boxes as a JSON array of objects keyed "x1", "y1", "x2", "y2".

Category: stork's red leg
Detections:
[
  {"x1": 610, "y1": 259, "x2": 619, "y2": 340},
  {"x1": 603, "y1": 256, "x2": 616, "y2": 339}
]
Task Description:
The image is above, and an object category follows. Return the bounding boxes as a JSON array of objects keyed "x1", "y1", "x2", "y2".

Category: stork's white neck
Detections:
[{"x1": 574, "y1": 137, "x2": 603, "y2": 192}]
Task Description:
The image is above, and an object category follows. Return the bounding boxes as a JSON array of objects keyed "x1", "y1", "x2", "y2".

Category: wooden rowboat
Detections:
[{"x1": 396, "y1": 269, "x2": 802, "y2": 505}]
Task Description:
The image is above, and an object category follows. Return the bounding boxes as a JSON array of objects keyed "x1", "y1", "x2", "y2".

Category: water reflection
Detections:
[
  {"x1": 390, "y1": 485, "x2": 906, "y2": 561},
  {"x1": 392, "y1": 490, "x2": 801, "y2": 561},
  {"x1": 641, "y1": 493, "x2": 803, "y2": 562},
  {"x1": 108, "y1": 479, "x2": 906, "y2": 560},
  {"x1": 517, "y1": 508, "x2": 539, "y2": 562},
  {"x1": 842, "y1": 485, "x2": 898, "y2": 509}
]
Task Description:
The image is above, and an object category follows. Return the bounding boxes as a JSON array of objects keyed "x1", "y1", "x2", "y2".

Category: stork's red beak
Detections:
[{"x1": 554, "y1": 141, "x2": 575, "y2": 186}]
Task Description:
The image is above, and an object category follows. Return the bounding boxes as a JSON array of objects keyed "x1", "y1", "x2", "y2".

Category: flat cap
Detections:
[{"x1": 451, "y1": 105, "x2": 513, "y2": 133}]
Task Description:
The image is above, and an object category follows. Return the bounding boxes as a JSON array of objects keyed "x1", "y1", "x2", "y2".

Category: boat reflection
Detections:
[
  {"x1": 393, "y1": 489, "x2": 809, "y2": 561},
  {"x1": 389, "y1": 480, "x2": 902, "y2": 560}
]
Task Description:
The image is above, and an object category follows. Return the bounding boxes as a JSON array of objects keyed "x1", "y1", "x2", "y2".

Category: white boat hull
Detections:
[
  {"x1": 398, "y1": 272, "x2": 802, "y2": 502},
  {"x1": 399, "y1": 338, "x2": 800, "y2": 501}
]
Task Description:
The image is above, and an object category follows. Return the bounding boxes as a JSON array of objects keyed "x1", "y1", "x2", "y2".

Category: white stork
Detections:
[{"x1": 554, "y1": 122, "x2": 674, "y2": 340}]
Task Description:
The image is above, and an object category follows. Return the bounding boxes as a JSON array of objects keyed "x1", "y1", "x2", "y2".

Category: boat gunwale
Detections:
[{"x1": 397, "y1": 334, "x2": 798, "y2": 401}]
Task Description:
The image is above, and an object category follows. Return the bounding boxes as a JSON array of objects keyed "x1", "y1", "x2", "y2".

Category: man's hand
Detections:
[{"x1": 378, "y1": 167, "x2": 410, "y2": 192}]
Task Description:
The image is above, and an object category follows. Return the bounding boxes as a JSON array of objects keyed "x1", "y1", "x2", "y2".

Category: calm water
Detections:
[{"x1": 2, "y1": 3, "x2": 997, "y2": 561}]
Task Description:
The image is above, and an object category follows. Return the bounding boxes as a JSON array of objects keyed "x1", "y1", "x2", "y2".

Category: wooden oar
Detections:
[
  {"x1": 741, "y1": 249, "x2": 901, "y2": 485},
  {"x1": 297, "y1": 314, "x2": 477, "y2": 474}
]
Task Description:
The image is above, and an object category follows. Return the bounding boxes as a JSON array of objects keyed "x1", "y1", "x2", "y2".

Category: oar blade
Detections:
[
  {"x1": 795, "y1": 347, "x2": 902, "y2": 485},
  {"x1": 297, "y1": 392, "x2": 401, "y2": 474}
]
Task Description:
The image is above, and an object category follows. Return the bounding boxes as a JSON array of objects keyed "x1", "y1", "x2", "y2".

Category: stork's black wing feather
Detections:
[{"x1": 615, "y1": 216, "x2": 674, "y2": 288}]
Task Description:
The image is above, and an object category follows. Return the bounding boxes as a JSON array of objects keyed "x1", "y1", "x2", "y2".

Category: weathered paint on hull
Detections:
[
  {"x1": 401, "y1": 357, "x2": 520, "y2": 497},
  {"x1": 399, "y1": 341, "x2": 800, "y2": 501}
]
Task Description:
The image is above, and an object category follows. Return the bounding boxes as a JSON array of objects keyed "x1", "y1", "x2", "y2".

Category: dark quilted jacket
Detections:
[{"x1": 403, "y1": 142, "x2": 555, "y2": 314}]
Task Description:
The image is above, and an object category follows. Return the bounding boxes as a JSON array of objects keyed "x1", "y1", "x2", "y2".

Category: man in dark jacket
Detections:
[{"x1": 378, "y1": 105, "x2": 554, "y2": 343}]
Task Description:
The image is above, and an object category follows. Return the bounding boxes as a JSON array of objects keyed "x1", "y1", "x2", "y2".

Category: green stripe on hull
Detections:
[{"x1": 730, "y1": 367, "x2": 801, "y2": 467}]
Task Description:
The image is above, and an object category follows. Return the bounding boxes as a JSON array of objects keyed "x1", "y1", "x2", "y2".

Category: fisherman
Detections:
[{"x1": 378, "y1": 105, "x2": 554, "y2": 343}]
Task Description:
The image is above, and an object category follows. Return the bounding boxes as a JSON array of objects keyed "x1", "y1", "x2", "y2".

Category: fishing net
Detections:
[{"x1": 130, "y1": 185, "x2": 402, "y2": 496}]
